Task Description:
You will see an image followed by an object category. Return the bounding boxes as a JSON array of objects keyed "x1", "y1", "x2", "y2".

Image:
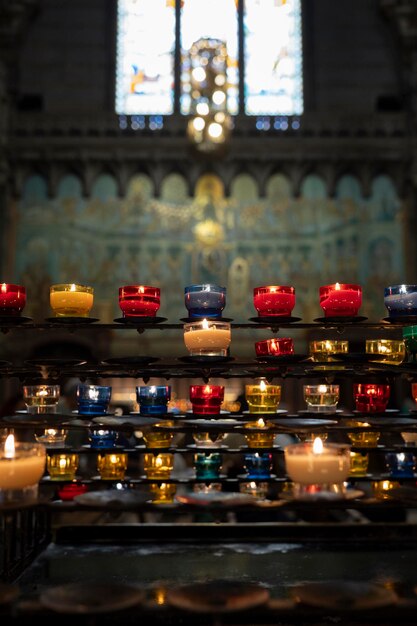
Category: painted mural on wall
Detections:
[{"x1": 8, "y1": 171, "x2": 404, "y2": 324}]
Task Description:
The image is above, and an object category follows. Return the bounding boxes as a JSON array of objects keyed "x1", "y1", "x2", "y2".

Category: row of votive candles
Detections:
[{"x1": 3, "y1": 281, "x2": 417, "y2": 320}]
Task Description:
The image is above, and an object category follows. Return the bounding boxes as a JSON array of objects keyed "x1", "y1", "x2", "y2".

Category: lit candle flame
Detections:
[
  {"x1": 36, "y1": 388, "x2": 48, "y2": 397},
  {"x1": 335, "y1": 282, "x2": 341, "y2": 290},
  {"x1": 1, "y1": 283, "x2": 6, "y2": 293},
  {"x1": 259, "y1": 380, "x2": 267, "y2": 392},
  {"x1": 204, "y1": 385, "x2": 211, "y2": 394},
  {"x1": 313, "y1": 437, "x2": 323, "y2": 454},
  {"x1": 110, "y1": 454, "x2": 117, "y2": 464},
  {"x1": 150, "y1": 386, "x2": 156, "y2": 393},
  {"x1": 202, "y1": 318, "x2": 209, "y2": 330},
  {"x1": 256, "y1": 418, "x2": 266, "y2": 428},
  {"x1": 139, "y1": 286, "x2": 144, "y2": 293},
  {"x1": 88, "y1": 387, "x2": 99, "y2": 401},
  {"x1": 70, "y1": 284, "x2": 76, "y2": 292},
  {"x1": 317, "y1": 384, "x2": 328, "y2": 393},
  {"x1": 155, "y1": 456, "x2": 163, "y2": 468},
  {"x1": 249, "y1": 481, "x2": 257, "y2": 489},
  {"x1": 59, "y1": 457, "x2": 67, "y2": 469},
  {"x1": 46, "y1": 429, "x2": 58, "y2": 436},
  {"x1": 324, "y1": 340, "x2": 333, "y2": 351},
  {"x1": 4, "y1": 434, "x2": 15, "y2": 459}
]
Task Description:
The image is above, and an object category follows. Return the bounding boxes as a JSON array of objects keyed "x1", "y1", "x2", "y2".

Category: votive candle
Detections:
[
  {"x1": 194, "y1": 452, "x2": 222, "y2": 479},
  {"x1": 97, "y1": 452, "x2": 128, "y2": 480},
  {"x1": 365, "y1": 339, "x2": 405, "y2": 365},
  {"x1": 189, "y1": 384, "x2": 224, "y2": 415},
  {"x1": 184, "y1": 319, "x2": 231, "y2": 357},
  {"x1": 350, "y1": 451, "x2": 369, "y2": 476},
  {"x1": 284, "y1": 438, "x2": 351, "y2": 486},
  {"x1": 253, "y1": 285, "x2": 295, "y2": 317},
  {"x1": 47, "y1": 453, "x2": 79, "y2": 481},
  {"x1": 150, "y1": 482, "x2": 177, "y2": 503},
  {"x1": 353, "y1": 383, "x2": 390, "y2": 413},
  {"x1": 255, "y1": 337, "x2": 294, "y2": 357},
  {"x1": 50, "y1": 283, "x2": 94, "y2": 317},
  {"x1": 319, "y1": 283, "x2": 362, "y2": 317},
  {"x1": 137, "y1": 385, "x2": 171, "y2": 415},
  {"x1": 23, "y1": 384, "x2": 60, "y2": 414},
  {"x1": 77, "y1": 384, "x2": 112, "y2": 416},
  {"x1": 385, "y1": 451, "x2": 416, "y2": 478},
  {"x1": 0, "y1": 435, "x2": 46, "y2": 502},
  {"x1": 0, "y1": 283, "x2": 26, "y2": 316},
  {"x1": 184, "y1": 284, "x2": 226, "y2": 319},
  {"x1": 243, "y1": 452, "x2": 273, "y2": 479},
  {"x1": 384, "y1": 285, "x2": 417, "y2": 318},
  {"x1": 119, "y1": 285, "x2": 160, "y2": 317},
  {"x1": 303, "y1": 384, "x2": 340, "y2": 414},
  {"x1": 143, "y1": 453, "x2": 174, "y2": 479},
  {"x1": 245, "y1": 380, "x2": 281, "y2": 413},
  {"x1": 244, "y1": 417, "x2": 276, "y2": 448}
]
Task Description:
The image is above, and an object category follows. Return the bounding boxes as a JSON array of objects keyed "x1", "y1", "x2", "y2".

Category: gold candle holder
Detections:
[
  {"x1": 47, "y1": 453, "x2": 79, "y2": 480},
  {"x1": 346, "y1": 421, "x2": 380, "y2": 447},
  {"x1": 149, "y1": 482, "x2": 177, "y2": 503},
  {"x1": 97, "y1": 453, "x2": 128, "y2": 480},
  {"x1": 365, "y1": 339, "x2": 405, "y2": 366},
  {"x1": 349, "y1": 451, "x2": 369, "y2": 476},
  {"x1": 50, "y1": 283, "x2": 94, "y2": 317},
  {"x1": 143, "y1": 429, "x2": 174, "y2": 449},
  {"x1": 309, "y1": 340, "x2": 348, "y2": 370},
  {"x1": 143, "y1": 453, "x2": 174, "y2": 479},
  {"x1": 372, "y1": 480, "x2": 401, "y2": 499},
  {"x1": 244, "y1": 418, "x2": 275, "y2": 448},
  {"x1": 239, "y1": 480, "x2": 269, "y2": 499},
  {"x1": 245, "y1": 380, "x2": 281, "y2": 414}
]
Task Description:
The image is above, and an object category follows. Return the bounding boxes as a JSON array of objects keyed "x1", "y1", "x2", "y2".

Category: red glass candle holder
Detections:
[
  {"x1": 119, "y1": 285, "x2": 160, "y2": 317},
  {"x1": 189, "y1": 384, "x2": 225, "y2": 415},
  {"x1": 57, "y1": 483, "x2": 88, "y2": 501},
  {"x1": 255, "y1": 337, "x2": 294, "y2": 357},
  {"x1": 0, "y1": 283, "x2": 26, "y2": 316},
  {"x1": 253, "y1": 286, "x2": 295, "y2": 317},
  {"x1": 319, "y1": 283, "x2": 362, "y2": 317},
  {"x1": 353, "y1": 383, "x2": 390, "y2": 413}
]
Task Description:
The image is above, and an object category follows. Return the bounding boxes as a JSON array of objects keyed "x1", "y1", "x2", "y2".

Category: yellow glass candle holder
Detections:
[
  {"x1": 149, "y1": 482, "x2": 177, "y2": 503},
  {"x1": 350, "y1": 451, "x2": 369, "y2": 476},
  {"x1": 372, "y1": 480, "x2": 401, "y2": 499},
  {"x1": 346, "y1": 421, "x2": 380, "y2": 447},
  {"x1": 365, "y1": 339, "x2": 406, "y2": 365},
  {"x1": 296, "y1": 431, "x2": 329, "y2": 443},
  {"x1": 50, "y1": 283, "x2": 94, "y2": 317},
  {"x1": 143, "y1": 453, "x2": 174, "y2": 479},
  {"x1": 309, "y1": 340, "x2": 348, "y2": 370},
  {"x1": 97, "y1": 452, "x2": 128, "y2": 480},
  {"x1": 143, "y1": 429, "x2": 174, "y2": 449},
  {"x1": 47, "y1": 453, "x2": 79, "y2": 480},
  {"x1": 245, "y1": 380, "x2": 281, "y2": 413},
  {"x1": 239, "y1": 481, "x2": 269, "y2": 499},
  {"x1": 244, "y1": 418, "x2": 275, "y2": 448}
]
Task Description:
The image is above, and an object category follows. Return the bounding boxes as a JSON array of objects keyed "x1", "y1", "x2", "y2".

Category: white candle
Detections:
[
  {"x1": 284, "y1": 437, "x2": 351, "y2": 484},
  {"x1": 0, "y1": 435, "x2": 46, "y2": 490},
  {"x1": 184, "y1": 318, "x2": 231, "y2": 356}
]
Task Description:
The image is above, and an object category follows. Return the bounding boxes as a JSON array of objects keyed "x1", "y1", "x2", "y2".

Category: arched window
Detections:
[{"x1": 115, "y1": 0, "x2": 303, "y2": 119}]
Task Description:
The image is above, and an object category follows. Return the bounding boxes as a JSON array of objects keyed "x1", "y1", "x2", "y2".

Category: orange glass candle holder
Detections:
[
  {"x1": 319, "y1": 283, "x2": 362, "y2": 317},
  {"x1": 366, "y1": 339, "x2": 405, "y2": 365},
  {"x1": 47, "y1": 453, "x2": 79, "y2": 481},
  {"x1": 97, "y1": 452, "x2": 128, "y2": 480},
  {"x1": 50, "y1": 283, "x2": 94, "y2": 317},
  {"x1": 143, "y1": 453, "x2": 174, "y2": 479},
  {"x1": 244, "y1": 417, "x2": 275, "y2": 448},
  {"x1": 150, "y1": 482, "x2": 177, "y2": 503}
]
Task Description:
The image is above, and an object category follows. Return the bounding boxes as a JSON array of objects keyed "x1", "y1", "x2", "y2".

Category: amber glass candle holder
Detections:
[
  {"x1": 189, "y1": 384, "x2": 225, "y2": 415},
  {"x1": 23, "y1": 384, "x2": 60, "y2": 414},
  {"x1": 353, "y1": 383, "x2": 390, "y2": 413},
  {"x1": 244, "y1": 417, "x2": 275, "y2": 448},
  {"x1": 143, "y1": 453, "x2": 174, "y2": 479},
  {"x1": 245, "y1": 381, "x2": 281, "y2": 414},
  {"x1": 253, "y1": 285, "x2": 296, "y2": 317},
  {"x1": 150, "y1": 482, "x2": 177, "y2": 503},
  {"x1": 183, "y1": 319, "x2": 231, "y2": 357},
  {"x1": 303, "y1": 384, "x2": 340, "y2": 414},
  {"x1": 143, "y1": 429, "x2": 174, "y2": 449},
  {"x1": 349, "y1": 451, "x2": 369, "y2": 477},
  {"x1": 365, "y1": 339, "x2": 405, "y2": 365},
  {"x1": 319, "y1": 283, "x2": 362, "y2": 317},
  {"x1": 119, "y1": 285, "x2": 160, "y2": 317},
  {"x1": 0, "y1": 283, "x2": 26, "y2": 316},
  {"x1": 47, "y1": 453, "x2": 79, "y2": 481},
  {"x1": 372, "y1": 480, "x2": 401, "y2": 499},
  {"x1": 255, "y1": 337, "x2": 294, "y2": 357},
  {"x1": 97, "y1": 452, "x2": 128, "y2": 480},
  {"x1": 50, "y1": 283, "x2": 94, "y2": 317}
]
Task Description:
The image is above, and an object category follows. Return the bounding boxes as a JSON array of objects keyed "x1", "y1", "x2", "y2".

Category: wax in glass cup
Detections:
[
  {"x1": 353, "y1": 383, "x2": 390, "y2": 413},
  {"x1": 345, "y1": 421, "x2": 380, "y2": 447},
  {"x1": 193, "y1": 482, "x2": 222, "y2": 494},
  {"x1": 243, "y1": 452, "x2": 273, "y2": 479},
  {"x1": 97, "y1": 452, "x2": 128, "y2": 480},
  {"x1": 76, "y1": 384, "x2": 112, "y2": 416},
  {"x1": 350, "y1": 451, "x2": 369, "y2": 477},
  {"x1": 183, "y1": 319, "x2": 231, "y2": 357},
  {"x1": 244, "y1": 417, "x2": 275, "y2": 448},
  {"x1": 50, "y1": 283, "x2": 94, "y2": 317},
  {"x1": 319, "y1": 283, "x2": 362, "y2": 317},
  {"x1": 35, "y1": 428, "x2": 68, "y2": 448},
  {"x1": 0, "y1": 435, "x2": 46, "y2": 504},
  {"x1": 184, "y1": 284, "x2": 226, "y2": 319},
  {"x1": 192, "y1": 432, "x2": 227, "y2": 447},
  {"x1": 194, "y1": 452, "x2": 222, "y2": 480},
  {"x1": 143, "y1": 453, "x2": 174, "y2": 479},
  {"x1": 245, "y1": 380, "x2": 281, "y2": 414},
  {"x1": 253, "y1": 285, "x2": 295, "y2": 317},
  {"x1": 119, "y1": 285, "x2": 160, "y2": 317},
  {"x1": 143, "y1": 429, "x2": 174, "y2": 449},
  {"x1": 150, "y1": 482, "x2": 177, "y2": 504},
  {"x1": 309, "y1": 340, "x2": 348, "y2": 362},
  {"x1": 23, "y1": 384, "x2": 60, "y2": 414},
  {"x1": 255, "y1": 337, "x2": 294, "y2": 357},
  {"x1": 189, "y1": 384, "x2": 224, "y2": 415},
  {"x1": 47, "y1": 453, "x2": 79, "y2": 481},
  {"x1": 88, "y1": 429, "x2": 118, "y2": 450},
  {"x1": 385, "y1": 451, "x2": 416, "y2": 478},
  {"x1": 365, "y1": 339, "x2": 406, "y2": 365},
  {"x1": 384, "y1": 284, "x2": 417, "y2": 318},
  {"x1": 239, "y1": 481, "x2": 269, "y2": 499},
  {"x1": 403, "y1": 325, "x2": 417, "y2": 362},
  {"x1": 0, "y1": 283, "x2": 26, "y2": 316},
  {"x1": 136, "y1": 385, "x2": 171, "y2": 415},
  {"x1": 303, "y1": 384, "x2": 340, "y2": 414}
]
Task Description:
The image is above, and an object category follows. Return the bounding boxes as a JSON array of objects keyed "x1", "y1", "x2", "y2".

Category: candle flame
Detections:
[
  {"x1": 110, "y1": 454, "x2": 118, "y2": 464},
  {"x1": 335, "y1": 282, "x2": 341, "y2": 290},
  {"x1": 270, "y1": 287, "x2": 277, "y2": 293},
  {"x1": 312, "y1": 437, "x2": 323, "y2": 454},
  {"x1": 70, "y1": 284, "x2": 76, "y2": 292},
  {"x1": 59, "y1": 457, "x2": 67, "y2": 469},
  {"x1": 88, "y1": 387, "x2": 99, "y2": 401},
  {"x1": 150, "y1": 386, "x2": 156, "y2": 393},
  {"x1": 204, "y1": 385, "x2": 211, "y2": 394},
  {"x1": 257, "y1": 418, "x2": 266, "y2": 428},
  {"x1": 317, "y1": 384, "x2": 328, "y2": 393},
  {"x1": 46, "y1": 429, "x2": 58, "y2": 436},
  {"x1": 155, "y1": 456, "x2": 163, "y2": 467},
  {"x1": 259, "y1": 379, "x2": 267, "y2": 392},
  {"x1": 202, "y1": 318, "x2": 209, "y2": 330},
  {"x1": 249, "y1": 481, "x2": 257, "y2": 489},
  {"x1": 324, "y1": 340, "x2": 333, "y2": 351},
  {"x1": 4, "y1": 434, "x2": 15, "y2": 458},
  {"x1": 37, "y1": 388, "x2": 49, "y2": 397},
  {"x1": 139, "y1": 286, "x2": 145, "y2": 293},
  {"x1": 1, "y1": 283, "x2": 6, "y2": 293}
]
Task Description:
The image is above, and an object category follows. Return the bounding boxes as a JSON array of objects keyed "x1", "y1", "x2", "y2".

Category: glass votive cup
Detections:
[
  {"x1": 303, "y1": 384, "x2": 340, "y2": 414},
  {"x1": 23, "y1": 384, "x2": 60, "y2": 414},
  {"x1": 143, "y1": 430, "x2": 174, "y2": 448},
  {"x1": 239, "y1": 481, "x2": 269, "y2": 499},
  {"x1": 411, "y1": 383, "x2": 417, "y2": 405},
  {"x1": 97, "y1": 452, "x2": 128, "y2": 480},
  {"x1": 296, "y1": 431, "x2": 329, "y2": 443},
  {"x1": 34, "y1": 428, "x2": 68, "y2": 448},
  {"x1": 309, "y1": 340, "x2": 349, "y2": 362},
  {"x1": 365, "y1": 339, "x2": 406, "y2": 365},
  {"x1": 50, "y1": 283, "x2": 94, "y2": 317},
  {"x1": 137, "y1": 385, "x2": 171, "y2": 415},
  {"x1": 349, "y1": 451, "x2": 369, "y2": 477},
  {"x1": 244, "y1": 418, "x2": 275, "y2": 448},
  {"x1": 403, "y1": 325, "x2": 417, "y2": 362},
  {"x1": 0, "y1": 283, "x2": 26, "y2": 316},
  {"x1": 193, "y1": 482, "x2": 222, "y2": 493},
  {"x1": 143, "y1": 453, "x2": 174, "y2": 479},
  {"x1": 76, "y1": 384, "x2": 112, "y2": 416},
  {"x1": 353, "y1": 383, "x2": 390, "y2": 413},
  {"x1": 385, "y1": 451, "x2": 416, "y2": 478},
  {"x1": 372, "y1": 480, "x2": 401, "y2": 499},
  {"x1": 384, "y1": 284, "x2": 417, "y2": 318},
  {"x1": 253, "y1": 285, "x2": 295, "y2": 317},
  {"x1": 319, "y1": 283, "x2": 362, "y2": 317},
  {"x1": 57, "y1": 482, "x2": 89, "y2": 501},
  {"x1": 0, "y1": 439, "x2": 46, "y2": 503},
  {"x1": 184, "y1": 284, "x2": 226, "y2": 319},
  {"x1": 243, "y1": 452, "x2": 273, "y2": 479},
  {"x1": 47, "y1": 453, "x2": 79, "y2": 481},
  {"x1": 194, "y1": 452, "x2": 222, "y2": 480},
  {"x1": 347, "y1": 425, "x2": 380, "y2": 448},
  {"x1": 401, "y1": 431, "x2": 417, "y2": 446},
  {"x1": 89, "y1": 429, "x2": 118, "y2": 450},
  {"x1": 119, "y1": 285, "x2": 161, "y2": 317},
  {"x1": 189, "y1": 384, "x2": 225, "y2": 415},
  {"x1": 254, "y1": 337, "x2": 294, "y2": 357},
  {"x1": 150, "y1": 482, "x2": 177, "y2": 504},
  {"x1": 245, "y1": 382, "x2": 281, "y2": 414},
  {"x1": 192, "y1": 432, "x2": 227, "y2": 447},
  {"x1": 183, "y1": 319, "x2": 231, "y2": 357}
]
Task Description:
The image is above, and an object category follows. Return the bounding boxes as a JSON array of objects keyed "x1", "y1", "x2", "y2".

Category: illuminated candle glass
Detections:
[
  {"x1": 0, "y1": 435, "x2": 46, "y2": 503},
  {"x1": 89, "y1": 429, "x2": 118, "y2": 449},
  {"x1": 253, "y1": 285, "x2": 295, "y2": 317},
  {"x1": 243, "y1": 452, "x2": 273, "y2": 479},
  {"x1": 385, "y1": 452, "x2": 416, "y2": 478},
  {"x1": 150, "y1": 482, "x2": 177, "y2": 504},
  {"x1": 50, "y1": 283, "x2": 94, "y2": 317},
  {"x1": 284, "y1": 438, "x2": 351, "y2": 497},
  {"x1": 76, "y1": 384, "x2": 112, "y2": 416},
  {"x1": 193, "y1": 482, "x2": 222, "y2": 493},
  {"x1": 353, "y1": 383, "x2": 390, "y2": 413},
  {"x1": 23, "y1": 384, "x2": 60, "y2": 414},
  {"x1": 97, "y1": 452, "x2": 128, "y2": 480},
  {"x1": 319, "y1": 283, "x2": 362, "y2": 317},
  {"x1": 384, "y1": 284, "x2": 417, "y2": 318},
  {"x1": 47, "y1": 453, "x2": 79, "y2": 481},
  {"x1": 35, "y1": 428, "x2": 68, "y2": 447},
  {"x1": 244, "y1": 418, "x2": 275, "y2": 448},
  {"x1": 245, "y1": 380, "x2": 281, "y2": 414},
  {"x1": 411, "y1": 383, "x2": 417, "y2": 405},
  {"x1": 143, "y1": 428, "x2": 174, "y2": 449},
  {"x1": 372, "y1": 479, "x2": 400, "y2": 499},
  {"x1": 184, "y1": 319, "x2": 231, "y2": 357},
  {"x1": 349, "y1": 451, "x2": 369, "y2": 477},
  {"x1": 255, "y1": 337, "x2": 294, "y2": 357},
  {"x1": 143, "y1": 453, "x2": 174, "y2": 479},
  {"x1": 403, "y1": 326, "x2": 417, "y2": 362},
  {"x1": 346, "y1": 423, "x2": 380, "y2": 448},
  {"x1": 192, "y1": 431, "x2": 227, "y2": 447},
  {"x1": 119, "y1": 285, "x2": 160, "y2": 317},
  {"x1": 309, "y1": 340, "x2": 349, "y2": 362},
  {"x1": 57, "y1": 482, "x2": 89, "y2": 501},
  {"x1": 194, "y1": 452, "x2": 222, "y2": 479},
  {"x1": 137, "y1": 385, "x2": 171, "y2": 415},
  {"x1": 303, "y1": 384, "x2": 340, "y2": 414},
  {"x1": 365, "y1": 339, "x2": 406, "y2": 365},
  {"x1": 239, "y1": 481, "x2": 269, "y2": 499},
  {"x1": 184, "y1": 284, "x2": 226, "y2": 319},
  {"x1": 0, "y1": 283, "x2": 26, "y2": 316},
  {"x1": 189, "y1": 384, "x2": 225, "y2": 415}
]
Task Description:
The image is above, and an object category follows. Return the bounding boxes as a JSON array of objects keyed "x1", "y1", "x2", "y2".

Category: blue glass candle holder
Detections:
[
  {"x1": 184, "y1": 284, "x2": 226, "y2": 319},
  {"x1": 243, "y1": 452, "x2": 273, "y2": 479},
  {"x1": 137, "y1": 385, "x2": 171, "y2": 415},
  {"x1": 76, "y1": 384, "x2": 112, "y2": 416},
  {"x1": 89, "y1": 429, "x2": 118, "y2": 450},
  {"x1": 385, "y1": 451, "x2": 416, "y2": 478},
  {"x1": 384, "y1": 285, "x2": 417, "y2": 318},
  {"x1": 194, "y1": 452, "x2": 222, "y2": 480}
]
